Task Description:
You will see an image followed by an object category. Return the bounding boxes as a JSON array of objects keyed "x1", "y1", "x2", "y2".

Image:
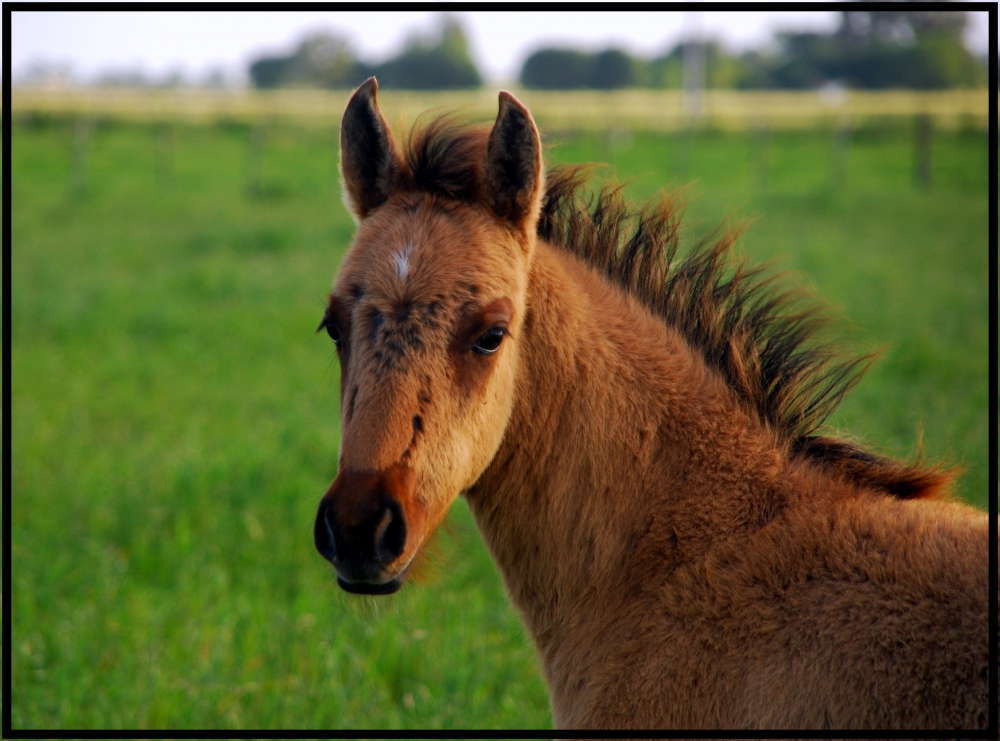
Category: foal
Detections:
[{"x1": 313, "y1": 78, "x2": 991, "y2": 729}]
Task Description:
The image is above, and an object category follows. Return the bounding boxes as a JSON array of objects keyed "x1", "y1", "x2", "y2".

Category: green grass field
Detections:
[{"x1": 10, "y1": 112, "x2": 989, "y2": 730}]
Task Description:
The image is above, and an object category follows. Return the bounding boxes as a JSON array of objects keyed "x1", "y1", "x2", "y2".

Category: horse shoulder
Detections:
[
  {"x1": 728, "y1": 487, "x2": 990, "y2": 728},
  {"x1": 566, "y1": 479, "x2": 991, "y2": 728}
]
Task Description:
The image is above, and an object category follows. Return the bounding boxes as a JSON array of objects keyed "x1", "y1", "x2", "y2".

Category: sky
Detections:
[{"x1": 10, "y1": 9, "x2": 991, "y2": 87}]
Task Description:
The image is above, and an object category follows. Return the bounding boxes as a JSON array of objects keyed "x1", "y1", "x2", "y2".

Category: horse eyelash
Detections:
[
  {"x1": 316, "y1": 316, "x2": 343, "y2": 347},
  {"x1": 316, "y1": 317, "x2": 330, "y2": 334}
]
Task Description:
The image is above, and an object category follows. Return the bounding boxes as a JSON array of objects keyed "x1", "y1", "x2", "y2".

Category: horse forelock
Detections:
[{"x1": 398, "y1": 115, "x2": 490, "y2": 205}]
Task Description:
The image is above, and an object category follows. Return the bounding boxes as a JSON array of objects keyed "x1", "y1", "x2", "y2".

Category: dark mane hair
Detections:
[
  {"x1": 400, "y1": 116, "x2": 488, "y2": 203},
  {"x1": 400, "y1": 118, "x2": 952, "y2": 501}
]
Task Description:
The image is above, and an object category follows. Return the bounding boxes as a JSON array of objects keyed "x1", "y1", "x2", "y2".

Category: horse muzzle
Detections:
[{"x1": 314, "y1": 464, "x2": 418, "y2": 594}]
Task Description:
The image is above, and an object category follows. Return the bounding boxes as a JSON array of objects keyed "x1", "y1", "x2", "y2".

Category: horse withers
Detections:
[{"x1": 312, "y1": 77, "x2": 991, "y2": 730}]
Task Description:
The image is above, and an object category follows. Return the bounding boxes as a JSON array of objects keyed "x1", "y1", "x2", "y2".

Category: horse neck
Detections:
[{"x1": 465, "y1": 238, "x2": 796, "y2": 654}]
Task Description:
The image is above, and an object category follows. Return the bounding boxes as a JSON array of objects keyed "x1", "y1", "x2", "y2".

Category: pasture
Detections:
[{"x1": 9, "y1": 99, "x2": 989, "y2": 729}]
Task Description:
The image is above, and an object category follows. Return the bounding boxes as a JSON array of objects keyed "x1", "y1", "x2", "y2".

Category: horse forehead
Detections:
[
  {"x1": 348, "y1": 217, "x2": 496, "y2": 292},
  {"x1": 339, "y1": 202, "x2": 527, "y2": 311},
  {"x1": 356, "y1": 242, "x2": 469, "y2": 301}
]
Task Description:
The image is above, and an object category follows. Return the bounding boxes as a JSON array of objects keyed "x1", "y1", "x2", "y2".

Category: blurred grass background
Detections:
[{"x1": 10, "y1": 91, "x2": 989, "y2": 730}]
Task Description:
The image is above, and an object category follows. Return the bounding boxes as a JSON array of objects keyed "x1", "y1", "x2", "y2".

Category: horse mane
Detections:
[{"x1": 398, "y1": 117, "x2": 952, "y2": 501}]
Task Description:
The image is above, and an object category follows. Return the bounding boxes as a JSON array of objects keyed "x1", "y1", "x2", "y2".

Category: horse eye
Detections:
[
  {"x1": 318, "y1": 318, "x2": 342, "y2": 349},
  {"x1": 472, "y1": 326, "x2": 505, "y2": 355}
]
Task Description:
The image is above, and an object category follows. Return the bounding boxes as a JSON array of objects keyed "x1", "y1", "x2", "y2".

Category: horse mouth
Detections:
[
  {"x1": 335, "y1": 560, "x2": 413, "y2": 595},
  {"x1": 336, "y1": 575, "x2": 403, "y2": 594}
]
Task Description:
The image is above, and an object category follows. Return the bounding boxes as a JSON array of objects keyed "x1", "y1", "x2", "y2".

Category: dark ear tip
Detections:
[
  {"x1": 498, "y1": 90, "x2": 528, "y2": 116},
  {"x1": 352, "y1": 77, "x2": 379, "y2": 103}
]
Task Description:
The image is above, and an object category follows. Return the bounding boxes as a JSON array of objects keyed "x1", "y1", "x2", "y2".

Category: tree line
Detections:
[
  {"x1": 249, "y1": 12, "x2": 986, "y2": 92},
  {"x1": 249, "y1": 18, "x2": 481, "y2": 91}
]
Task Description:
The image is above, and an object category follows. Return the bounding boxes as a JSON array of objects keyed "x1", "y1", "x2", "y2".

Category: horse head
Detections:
[{"x1": 314, "y1": 78, "x2": 544, "y2": 593}]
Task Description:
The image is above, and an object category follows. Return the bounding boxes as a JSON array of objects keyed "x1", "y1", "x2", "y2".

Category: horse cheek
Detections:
[{"x1": 466, "y1": 351, "x2": 519, "y2": 488}]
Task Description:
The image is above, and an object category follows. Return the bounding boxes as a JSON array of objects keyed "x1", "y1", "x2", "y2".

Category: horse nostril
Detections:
[
  {"x1": 375, "y1": 501, "x2": 407, "y2": 564},
  {"x1": 314, "y1": 499, "x2": 337, "y2": 564}
]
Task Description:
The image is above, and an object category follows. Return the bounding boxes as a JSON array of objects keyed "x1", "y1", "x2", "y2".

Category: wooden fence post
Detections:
[
  {"x1": 155, "y1": 121, "x2": 176, "y2": 189},
  {"x1": 751, "y1": 119, "x2": 771, "y2": 192},
  {"x1": 244, "y1": 122, "x2": 268, "y2": 196},
  {"x1": 69, "y1": 117, "x2": 94, "y2": 196},
  {"x1": 913, "y1": 113, "x2": 932, "y2": 189},
  {"x1": 333, "y1": 124, "x2": 342, "y2": 189},
  {"x1": 829, "y1": 117, "x2": 851, "y2": 191},
  {"x1": 674, "y1": 126, "x2": 693, "y2": 182}
]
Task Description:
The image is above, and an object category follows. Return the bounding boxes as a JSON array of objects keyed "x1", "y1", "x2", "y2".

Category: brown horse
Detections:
[{"x1": 313, "y1": 78, "x2": 991, "y2": 730}]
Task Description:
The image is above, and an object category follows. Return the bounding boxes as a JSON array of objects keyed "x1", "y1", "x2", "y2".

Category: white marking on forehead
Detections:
[{"x1": 393, "y1": 243, "x2": 417, "y2": 281}]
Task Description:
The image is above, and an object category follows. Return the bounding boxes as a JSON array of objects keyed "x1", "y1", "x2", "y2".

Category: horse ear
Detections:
[
  {"x1": 483, "y1": 91, "x2": 544, "y2": 237},
  {"x1": 339, "y1": 77, "x2": 401, "y2": 220}
]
